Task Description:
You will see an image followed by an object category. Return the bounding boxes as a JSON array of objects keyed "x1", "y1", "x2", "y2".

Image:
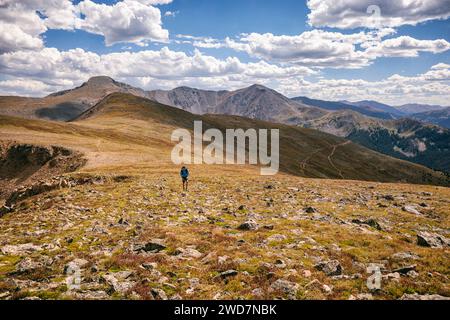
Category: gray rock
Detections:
[
  {"x1": 174, "y1": 247, "x2": 203, "y2": 259},
  {"x1": 392, "y1": 265, "x2": 416, "y2": 275},
  {"x1": 102, "y1": 273, "x2": 136, "y2": 295},
  {"x1": 1, "y1": 243, "x2": 42, "y2": 255},
  {"x1": 391, "y1": 252, "x2": 420, "y2": 261},
  {"x1": 352, "y1": 218, "x2": 382, "y2": 231},
  {"x1": 16, "y1": 258, "x2": 43, "y2": 273},
  {"x1": 304, "y1": 206, "x2": 318, "y2": 214},
  {"x1": 218, "y1": 270, "x2": 238, "y2": 280},
  {"x1": 402, "y1": 206, "x2": 421, "y2": 215},
  {"x1": 151, "y1": 288, "x2": 168, "y2": 300},
  {"x1": 270, "y1": 279, "x2": 299, "y2": 300},
  {"x1": 417, "y1": 232, "x2": 449, "y2": 248},
  {"x1": 314, "y1": 260, "x2": 343, "y2": 276},
  {"x1": 64, "y1": 259, "x2": 89, "y2": 274},
  {"x1": 237, "y1": 220, "x2": 259, "y2": 231},
  {"x1": 136, "y1": 241, "x2": 167, "y2": 253}
]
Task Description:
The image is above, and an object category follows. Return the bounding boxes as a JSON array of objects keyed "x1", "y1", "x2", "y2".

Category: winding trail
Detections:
[
  {"x1": 300, "y1": 140, "x2": 351, "y2": 179},
  {"x1": 327, "y1": 141, "x2": 351, "y2": 179}
]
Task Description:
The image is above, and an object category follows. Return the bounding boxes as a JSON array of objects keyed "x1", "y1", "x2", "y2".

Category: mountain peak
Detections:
[
  {"x1": 85, "y1": 76, "x2": 116, "y2": 86},
  {"x1": 246, "y1": 84, "x2": 270, "y2": 90}
]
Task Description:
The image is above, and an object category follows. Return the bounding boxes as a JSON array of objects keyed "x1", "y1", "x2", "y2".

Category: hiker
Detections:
[{"x1": 180, "y1": 166, "x2": 189, "y2": 191}]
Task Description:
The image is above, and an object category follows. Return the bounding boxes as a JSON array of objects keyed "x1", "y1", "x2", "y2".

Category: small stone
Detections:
[
  {"x1": 1, "y1": 243, "x2": 42, "y2": 255},
  {"x1": 392, "y1": 265, "x2": 416, "y2": 275},
  {"x1": 314, "y1": 260, "x2": 343, "y2": 276},
  {"x1": 150, "y1": 288, "x2": 168, "y2": 300},
  {"x1": 237, "y1": 220, "x2": 259, "y2": 231},
  {"x1": 302, "y1": 270, "x2": 312, "y2": 278},
  {"x1": 267, "y1": 234, "x2": 287, "y2": 242},
  {"x1": 407, "y1": 270, "x2": 419, "y2": 278},
  {"x1": 137, "y1": 241, "x2": 166, "y2": 253},
  {"x1": 141, "y1": 262, "x2": 158, "y2": 270},
  {"x1": 304, "y1": 206, "x2": 318, "y2": 213},
  {"x1": 218, "y1": 256, "x2": 229, "y2": 265},
  {"x1": 218, "y1": 270, "x2": 238, "y2": 280},
  {"x1": 174, "y1": 247, "x2": 203, "y2": 259},
  {"x1": 251, "y1": 288, "x2": 264, "y2": 298},
  {"x1": 269, "y1": 279, "x2": 299, "y2": 300},
  {"x1": 391, "y1": 252, "x2": 420, "y2": 261},
  {"x1": 402, "y1": 206, "x2": 421, "y2": 215},
  {"x1": 64, "y1": 259, "x2": 89, "y2": 274},
  {"x1": 417, "y1": 232, "x2": 449, "y2": 248}
]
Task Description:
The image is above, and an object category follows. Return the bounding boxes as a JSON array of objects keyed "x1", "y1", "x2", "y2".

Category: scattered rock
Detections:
[
  {"x1": 102, "y1": 272, "x2": 136, "y2": 295},
  {"x1": 141, "y1": 262, "x2": 158, "y2": 271},
  {"x1": 64, "y1": 259, "x2": 89, "y2": 274},
  {"x1": 16, "y1": 258, "x2": 43, "y2": 273},
  {"x1": 392, "y1": 265, "x2": 416, "y2": 275},
  {"x1": 269, "y1": 279, "x2": 299, "y2": 300},
  {"x1": 352, "y1": 218, "x2": 382, "y2": 231},
  {"x1": 150, "y1": 288, "x2": 168, "y2": 300},
  {"x1": 1, "y1": 243, "x2": 42, "y2": 255},
  {"x1": 267, "y1": 234, "x2": 287, "y2": 242},
  {"x1": 417, "y1": 232, "x2": 449, "y2": 248},
  {"x1": 304, "y1": 206, "x2": 318, "y2": 214},
  {"x1": 407, "y1": 270, "x2": 419, "y2": 278},
  {"x1": 314, "y1": 260, "x2": 343, "y2": 276},
  {"x1": 174, "y1": 247, "x2": 203, "y2": 259},
  {"x1": 305, "y1": 279, "x2": 333, "y2": 295},
  {"x1": 391, "y1": 252, "x2": 420, "y2": 261},
  {"x1": 237, "y1": 220, "x2": 259, "y2": 231},
  {"x1": 135, "y1": 241, "x2": 166, "y2": 253},
  {"x1": 217, "y1": 270, "x2": 238, "y2": 280},
  {"x1": 402, "y1": 206, "x2": 421, "y2": 215},
  {"x1": 302, "y1": 270, "x2": 312, "y2": 278}
]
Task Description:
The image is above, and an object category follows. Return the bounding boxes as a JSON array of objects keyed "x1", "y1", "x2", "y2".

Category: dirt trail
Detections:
[
  {"x1": 327, "y1": 141, "x2": 351, "y2": 179},
  {"x1": 300, "y1": 141, "x2": 351, "y2": 179}
]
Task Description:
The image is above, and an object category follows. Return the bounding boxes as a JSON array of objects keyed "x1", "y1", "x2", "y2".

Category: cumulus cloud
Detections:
[
  {"x1": 277, "y1": 63, "x2": 450, "y2": 105},
  {"x1": 307, "y1": 0, "x2": 450, "y2": 29},
  {"x1": 221, "y1": 31, "x2": 373, "y2": 68},
  {"x1": 216, "y1": 30, "x2": 449, "y2": 69},
  {"x1": 0, "y1": 46, "x2": 315, "y2": 95},
  {"x1": 78, "y1": 0, "x2": 169, "y2": 46},
  {"x1": 0, "y1": 0, "x2": 171, "y2": 52},
  {"x1": 365, "y1": 36, "x2": 450, "y2": 58}
]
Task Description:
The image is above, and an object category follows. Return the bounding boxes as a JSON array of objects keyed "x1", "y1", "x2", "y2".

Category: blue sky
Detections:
[{"x1": 1, "y1": 0, "x2": 449, "y2": 105}]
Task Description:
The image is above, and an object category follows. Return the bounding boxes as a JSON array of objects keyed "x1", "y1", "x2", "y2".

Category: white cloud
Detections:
[
  {"x1": 0, "y1": 0, "x2": 171, "y2": 52},
  {"x1": 222, "y1": 31, "x2": 373, "y2": 68},
  {"x1": 78, "y1": 0, "x2": 169, "y2": 46},
  {"x1": 278, "y1": 64, "x2": 450, "y2": 105},
  {"x1": 307, "y1": 0, "x2": 450, "y2": 29},
  {"x1": 211, "y1": 30, "x2": 450, "y2": 69},
  {"x1": 0, "y1": 46, "x2": 315, "y2": 95},
  {"x1": 365, "y1": 36, "x2": 450, "y2": 58}
]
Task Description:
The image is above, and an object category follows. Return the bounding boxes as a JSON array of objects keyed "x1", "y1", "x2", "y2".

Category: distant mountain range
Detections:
[
  {"x1": 410, "y1": 107, "x2": 450, "y2": 129},
  {"x1": 0, "y1": 76, "x2": 449, "y2": 173}
]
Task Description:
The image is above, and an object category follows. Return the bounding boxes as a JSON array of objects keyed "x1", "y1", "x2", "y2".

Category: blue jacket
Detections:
[{"x1": 180, "y1": 168, "x2": 189, "y2": 178}]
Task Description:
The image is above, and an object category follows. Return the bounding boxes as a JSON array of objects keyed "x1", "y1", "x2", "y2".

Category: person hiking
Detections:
[{"x1": 180, "y1": 166, "x2": 189, "y2": 191}]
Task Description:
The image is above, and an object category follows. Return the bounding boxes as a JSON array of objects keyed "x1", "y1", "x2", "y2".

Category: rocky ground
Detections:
[{"x1": 0, "y1": 172, "x2": 449, "y2": 300}]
